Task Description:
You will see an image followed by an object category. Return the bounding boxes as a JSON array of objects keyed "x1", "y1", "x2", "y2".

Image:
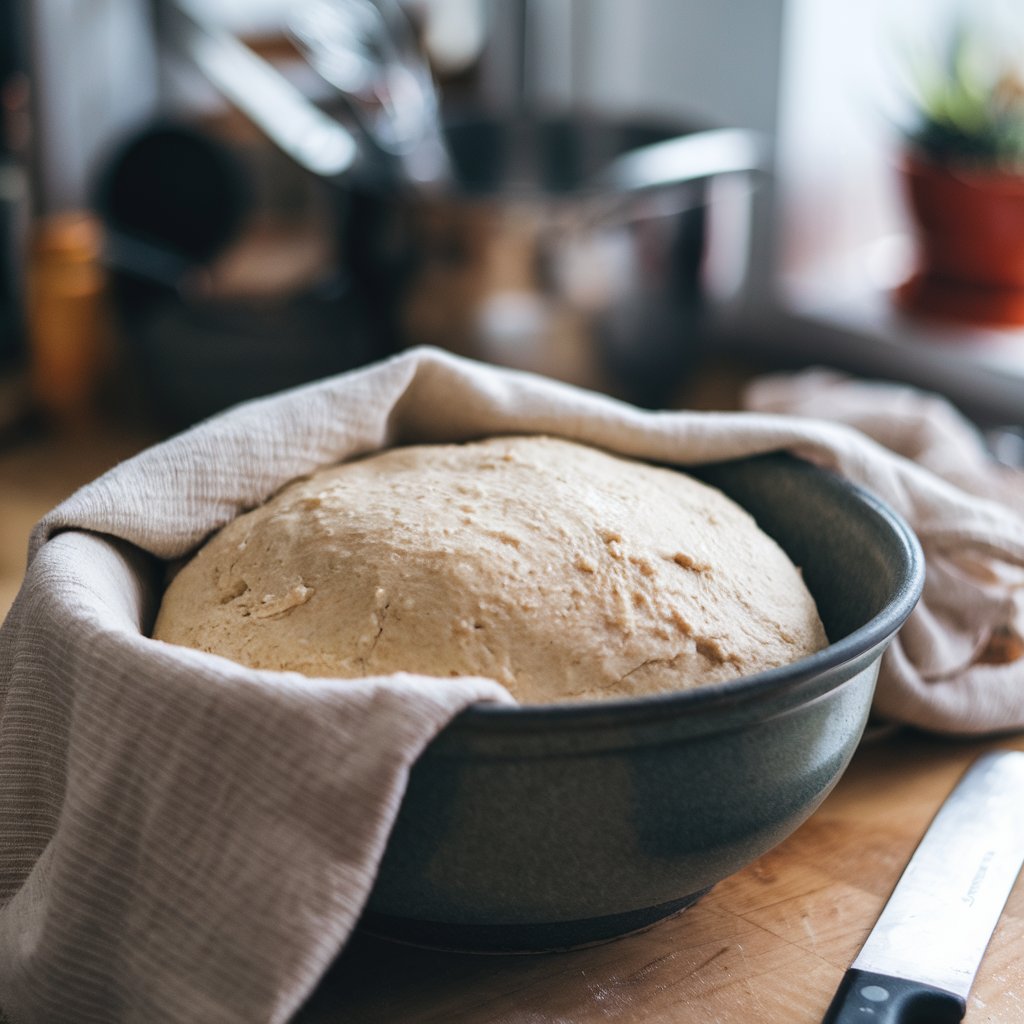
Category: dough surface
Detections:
[{"x1": 153, "y1": 436, "x2": 827, "y2": 703}]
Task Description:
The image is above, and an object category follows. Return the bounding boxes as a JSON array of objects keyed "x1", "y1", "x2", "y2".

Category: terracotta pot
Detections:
[{"x1": 897, "y1": 152, "x2": 1024, "y2": 325}]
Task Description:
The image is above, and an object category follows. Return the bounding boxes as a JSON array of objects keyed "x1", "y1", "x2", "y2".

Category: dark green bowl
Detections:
[{"x1": 361, "y1": 453, "x2": 925, "y2": 952}]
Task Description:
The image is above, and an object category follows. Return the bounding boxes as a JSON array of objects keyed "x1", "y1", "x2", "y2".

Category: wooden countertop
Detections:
[
  {"x1": 2, "y1": 406, "x2": 1022, "y2": 1024},
  {"x1": 0, "y1": 418, "x2": 161, "y2": 617},
  {"x1": 301, "y1": 729, "x2": 1024, "y2": 1023}
]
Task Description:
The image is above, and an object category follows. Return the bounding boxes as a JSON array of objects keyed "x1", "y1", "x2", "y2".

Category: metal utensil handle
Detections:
[
  {"x1": 161, "y1": 0, "x2": 360, "y2": 180},
  {"x1": 592, "y1": 127, "x2": 767, "y2": 194}
]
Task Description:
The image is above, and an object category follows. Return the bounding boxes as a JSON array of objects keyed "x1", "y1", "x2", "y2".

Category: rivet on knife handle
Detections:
[
  {"x1": 821, "y1": 967, "x2": 964, "y2": 1023},
  {"x1": 821, "y1": 750, "x2": 1024, "y2": 1024}
]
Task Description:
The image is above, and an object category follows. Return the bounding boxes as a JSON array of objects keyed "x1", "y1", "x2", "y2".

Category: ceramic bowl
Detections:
[{"x1": 360, "y1": 453, "x2": 925, "y2": 953}]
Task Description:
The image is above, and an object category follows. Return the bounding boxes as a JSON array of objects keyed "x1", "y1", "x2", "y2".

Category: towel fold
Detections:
[
  {"x1": 744, "y1": 367, "x2": 1024, "y2": 730},
  {"x1": 1, "y1": 348, "x2": 1022, "y2": 1023}
]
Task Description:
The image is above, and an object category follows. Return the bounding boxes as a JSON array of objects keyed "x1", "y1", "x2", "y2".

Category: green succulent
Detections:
[{"x1": 906, "y1": 22, "x2": 1024, "y2": 169}]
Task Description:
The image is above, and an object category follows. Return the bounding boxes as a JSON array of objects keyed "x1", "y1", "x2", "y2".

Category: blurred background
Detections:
[
  {"x1": 2, "y1": 0, "x2": 1024, "y2": 597},
  {"x1": 5, "y1": 0, "x2": 1024, "y2": 429}
]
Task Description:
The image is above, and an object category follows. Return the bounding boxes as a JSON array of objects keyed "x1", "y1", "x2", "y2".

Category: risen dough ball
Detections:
[{"x1": 153, "y1": 436, "x2": 827, "y2": 703}]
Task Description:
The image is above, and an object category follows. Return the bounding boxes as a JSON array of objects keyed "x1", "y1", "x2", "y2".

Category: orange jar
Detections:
[{"x1": 26, "y1": 212, "x2": 113, "y2": 425}]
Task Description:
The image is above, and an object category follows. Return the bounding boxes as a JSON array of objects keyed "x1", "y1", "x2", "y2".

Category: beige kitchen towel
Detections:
[
  {"x1": 744, "y1": 367, "x2": 1024, "y2": 732},
  {"x1": 2, "y1": 346, "x2": 1024, "y2": 1024}
]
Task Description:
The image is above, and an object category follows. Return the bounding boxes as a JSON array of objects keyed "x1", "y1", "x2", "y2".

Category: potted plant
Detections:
[{"x1": 896, "y1": 22, "x2": 1024, "y2": 326}]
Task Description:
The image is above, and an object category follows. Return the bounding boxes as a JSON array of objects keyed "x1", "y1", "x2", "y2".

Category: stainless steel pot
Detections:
[{"x1": 341, "y1": 113, "x2": 764, "y2": 406}]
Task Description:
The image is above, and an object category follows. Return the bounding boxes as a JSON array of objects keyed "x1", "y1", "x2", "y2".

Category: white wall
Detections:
[
  {"x1": 777, "y1": 0, "x2": 1024, "y2": 297},
  {"x1": 30, "y1": 0, "x2": 160, "y2": 212},
  {"x1": 577, "y1": 0, "x2": 785, "y2": 136}
]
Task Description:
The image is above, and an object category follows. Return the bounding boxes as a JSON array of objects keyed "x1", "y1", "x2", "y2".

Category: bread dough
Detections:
[{"x1": 152, "y1": 435, "x2": 827, "y2": 703}]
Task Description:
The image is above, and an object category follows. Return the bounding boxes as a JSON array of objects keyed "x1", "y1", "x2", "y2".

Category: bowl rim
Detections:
[{"x1": 452, "y1": 457, "x2": 925, "y2": 728}]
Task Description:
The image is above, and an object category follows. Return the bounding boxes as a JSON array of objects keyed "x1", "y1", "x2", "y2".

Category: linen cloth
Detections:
[
  {"x1": 1, "y1": 346, "x2": 1022, "y2": 1024},
  {"x1": 744, "y1": 367, "x2": 1024, "y2": 731}
]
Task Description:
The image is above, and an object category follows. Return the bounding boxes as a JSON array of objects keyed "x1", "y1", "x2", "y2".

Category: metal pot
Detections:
[{"x1": 341, "y1": 113, "x2": 764, "y2": 407}]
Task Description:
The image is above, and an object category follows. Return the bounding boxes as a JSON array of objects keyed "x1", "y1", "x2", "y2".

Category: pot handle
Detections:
[{"x1": 590, "y1": 127, "x2": 768, "y2": 195}]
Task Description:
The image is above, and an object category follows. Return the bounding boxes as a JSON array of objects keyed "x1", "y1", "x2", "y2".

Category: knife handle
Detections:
[{"x1": 822, "y1": 968, "x2": 966, "y2": 1023}]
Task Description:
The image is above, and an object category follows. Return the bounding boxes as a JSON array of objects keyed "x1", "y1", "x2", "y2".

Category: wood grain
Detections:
[{"x1": 299, "y1": 731, "x2": 1024, "y2": 1023}]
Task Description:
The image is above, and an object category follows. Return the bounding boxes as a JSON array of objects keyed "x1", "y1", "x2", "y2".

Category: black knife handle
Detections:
[{"x1": 822, "y1": 968, "x2": 966, "y2": 1023}]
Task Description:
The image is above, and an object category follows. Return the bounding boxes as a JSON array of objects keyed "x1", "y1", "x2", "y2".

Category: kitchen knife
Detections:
[{"x1": 822, "y1": 749, "x2": 1024, "y2": 1023}]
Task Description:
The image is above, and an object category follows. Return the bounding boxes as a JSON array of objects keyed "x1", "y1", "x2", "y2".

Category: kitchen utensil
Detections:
[
  {"x1": 986, "y1": 425, "x2": 1024, "y2": 467},
  {"x1": 90, "y1": 120, "x2": 382, "y2": 430},
  {"x1": 590, "y1": 126, "x2": 766, "y2": 196},
  {"x1": 361, "y1": 452, "x2": 925, "y2": 952},
  {"x1": 95, "y1": 7, "x2": 400, "y2": 429},
  {"x1": 342, "y1": 112, "x2": 764, "y2": 407},
  {"x1": 160, "y1": 0, "x2": 364, "y2": 183},
  {"x1": 287, "y1": 0, "x2": 452, "y2": 188},
  {"x1": 159, "y1": 0, "x2": 767, "y2": 407},
  {"x1": 822, "y1": 750, "x2": 1024, "y2": 1023},
  {"x1": 92, "y1": 120, "x2": 250, "y2": 291}
]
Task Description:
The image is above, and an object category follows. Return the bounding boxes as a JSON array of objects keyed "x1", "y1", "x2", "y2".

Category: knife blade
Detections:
[{"x1": 822, "y1": 749, "x2": 1024, "y2": 1023}]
